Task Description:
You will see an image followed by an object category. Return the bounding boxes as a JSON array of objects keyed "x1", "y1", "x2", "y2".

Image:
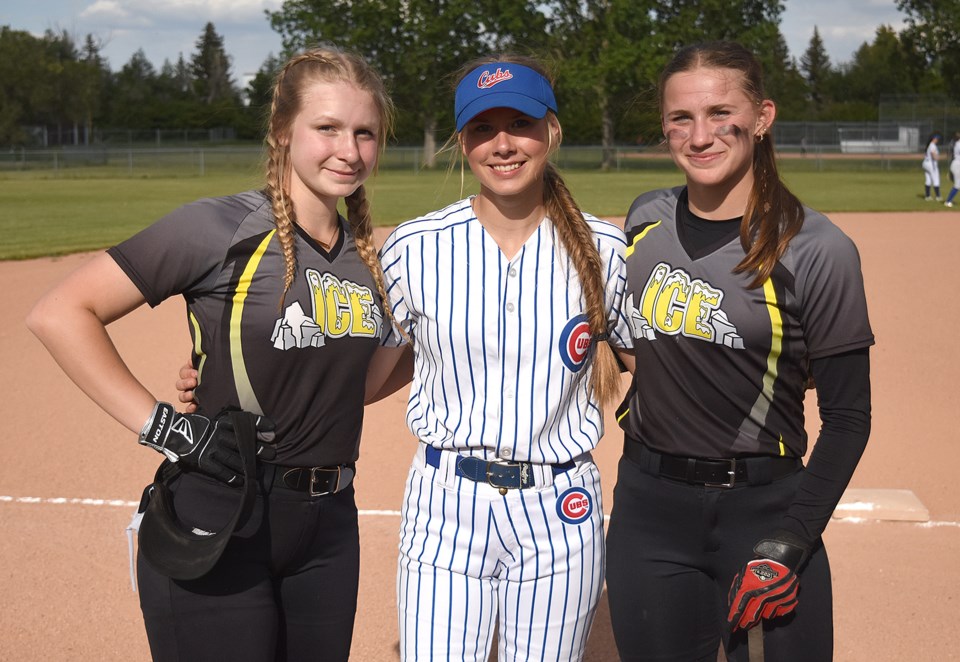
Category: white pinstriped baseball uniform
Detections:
[
  {"x1": 380, "y1": 196, "x2": 631, "y2": 661},
  {"x1": 923, "y1": 139, "x2": 941, "y2": 188},
  {"x1": 951, "y1": 139, "x2": 960, "y2": 184}
]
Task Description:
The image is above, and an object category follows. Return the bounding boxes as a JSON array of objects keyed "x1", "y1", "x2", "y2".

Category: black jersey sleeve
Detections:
[
  {"x1": 780, "y1": 347, "x2": 871, "y2": 543},
  {"x1": 107, "y1": 195, "x2": 256, "y2": 307},
  {"x1": 794, "y1": 213, "x2": 875, "y2": 358}
]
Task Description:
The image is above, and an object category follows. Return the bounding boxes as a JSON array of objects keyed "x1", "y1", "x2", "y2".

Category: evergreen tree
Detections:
[
  {"x1": 762, "y1": 33, "x2": 808, "y2": 121},
  {"x1": 191, "y1": 22, "x2": 238, "y2": 105},
  {"x1": 246, "y1": 53, "x2": 282, "y2": 111},
  {"x1": 800, "y1": 26, "x2": 833, "y2": 114}
]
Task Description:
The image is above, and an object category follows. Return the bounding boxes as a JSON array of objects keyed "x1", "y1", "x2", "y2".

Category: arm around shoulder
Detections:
[{"x1": 364, "y1": 344, "x2": 413, "y2": 404}]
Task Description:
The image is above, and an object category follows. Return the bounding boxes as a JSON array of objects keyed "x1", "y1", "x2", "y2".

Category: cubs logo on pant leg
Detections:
[
  {"x1": 557, "y1": 486, "x2": 593, "y2": 524},
  {"x1": 397, "y1": 455, "x2": 605, "y2": 661}
]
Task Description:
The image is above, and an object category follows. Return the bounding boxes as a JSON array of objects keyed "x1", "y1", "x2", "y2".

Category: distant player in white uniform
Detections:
[
  {"x1": 945, "y1": 131, "x2": 960, "y2": 207},
  {"x1": 922, "y1": 132, "x2": 942, "y2": 201},
  {"x1": 370, "y1": 56, "x2": 633, "y2": 661}
]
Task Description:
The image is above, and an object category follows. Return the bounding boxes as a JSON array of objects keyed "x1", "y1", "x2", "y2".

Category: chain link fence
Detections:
[{"x1": 0, "y1": 140, "x2": 937, "y2": 178}]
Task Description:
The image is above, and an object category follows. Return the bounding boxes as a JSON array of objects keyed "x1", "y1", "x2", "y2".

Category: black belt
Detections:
[
  {"x1": 623, "y1": 439, "x2": 800, "y2": 488},
  {"x1": 263, "y1": 463, "x2": 355, "y2": 496},
  {"x1": 425, "y1": 445, "x2": 575, "y2": 493}
]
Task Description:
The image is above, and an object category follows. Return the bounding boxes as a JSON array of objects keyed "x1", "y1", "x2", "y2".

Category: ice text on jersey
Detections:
[
  {"x1": 271, "y1": 269, "x2": 383, "y2": 350},
  {"x1": 627, "y1": 261, "x2": 744, "y2": 349}
]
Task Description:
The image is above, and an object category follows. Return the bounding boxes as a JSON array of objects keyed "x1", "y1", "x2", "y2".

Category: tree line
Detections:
[{"x1": 2, "y1": 0, "x2": 956, "y2": 165}]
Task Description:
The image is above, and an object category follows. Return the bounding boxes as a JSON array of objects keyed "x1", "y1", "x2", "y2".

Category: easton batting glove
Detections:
[
  {"x1": 138, "y1": 402, "x2": 276, "y2": 485},
  {"x1": 726, "y1": 530, "x2": 812, "y2": 632}
]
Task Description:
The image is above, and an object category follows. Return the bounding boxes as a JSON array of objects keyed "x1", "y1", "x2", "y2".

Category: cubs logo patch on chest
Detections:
[{"x1": 558, "y1": 314, "x2": 592, "y2": 372}]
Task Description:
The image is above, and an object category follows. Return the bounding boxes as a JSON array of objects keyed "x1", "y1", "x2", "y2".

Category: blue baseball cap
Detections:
[{"x1": 455, "y1": 63, "x2": 558, "y2": 132}]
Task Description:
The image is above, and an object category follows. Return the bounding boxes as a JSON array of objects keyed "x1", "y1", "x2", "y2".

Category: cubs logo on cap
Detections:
[
  {"x1": 556, "y1": 487, "x2": 592, "y2": 525},
  {"x1": 455, "y1": 62, "x2": 558, "y2": 132},
  {"x1": 558, "y1": 314, "x2": 592, "y2": 372}
]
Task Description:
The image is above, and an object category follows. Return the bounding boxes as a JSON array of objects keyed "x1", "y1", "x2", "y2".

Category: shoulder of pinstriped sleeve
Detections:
[
  {"x1": 583, "y1": 213, "x2": 632, "y2": 349},
  {"x1": 377, "y1": 222, "x2": 415, "y2": 347},
  {"x1": 583, "y1": 213, "x2": 627, "y2": 248}
]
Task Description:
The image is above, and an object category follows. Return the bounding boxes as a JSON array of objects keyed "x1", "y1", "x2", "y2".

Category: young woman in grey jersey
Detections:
[
  {"x1": 368, "y1": 55, "x2": 634, "y2": 661},
  {"x1": 28, "y1": 47, "x2": 395, "y2": 662},
  {"x1": 605, "y1": 41, "x2": 873, "y2": 661}
]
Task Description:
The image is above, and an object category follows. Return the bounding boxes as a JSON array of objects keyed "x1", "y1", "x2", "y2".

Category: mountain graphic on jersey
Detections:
[
  {"x1": 271, "y1": 269, "x2": 383, "y2": 351},
  {"x1": 627, "y1": 261, "x2": 744, "y2": 349},
  {"x1": 272, "y1": 301, "x2": 325, "y2": 349}
]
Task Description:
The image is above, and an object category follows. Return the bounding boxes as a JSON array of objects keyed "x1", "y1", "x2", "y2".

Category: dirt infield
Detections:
[{"x1": 2, "y1": 212, "x2": 958, "y2": 661}]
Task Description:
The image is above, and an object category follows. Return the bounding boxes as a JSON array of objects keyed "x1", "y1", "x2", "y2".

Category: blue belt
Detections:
[{"x1": 424, "y1": 445, "x2": 575, "y2": 492}]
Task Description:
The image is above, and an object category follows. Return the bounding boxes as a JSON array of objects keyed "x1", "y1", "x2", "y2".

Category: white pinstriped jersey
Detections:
[{"x1": 380, "y1": 197, "x2": 631, "y2": 464}]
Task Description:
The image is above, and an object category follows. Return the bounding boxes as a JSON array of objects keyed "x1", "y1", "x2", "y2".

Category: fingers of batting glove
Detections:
[
  {"x1": 752, "y1": 530, "x2": 811, "y2": 571},
  {"x1": 218, "y1": 414, "x2": 277, "y2": 449},
  {"x1": 210, "y1": 428, "x2": 274, "y2": 466},
  {"x1": 726, "y1": 559, "x2": 799, "y2": 632}
]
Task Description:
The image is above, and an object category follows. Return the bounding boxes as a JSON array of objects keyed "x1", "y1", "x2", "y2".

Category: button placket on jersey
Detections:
[{"x1": 496, "y1": 257, "x2": 522, "y2": 459}]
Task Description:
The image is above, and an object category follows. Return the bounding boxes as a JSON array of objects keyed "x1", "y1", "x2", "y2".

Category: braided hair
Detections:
[
  {"x1": 449, "y1": 54, "x2": 623, "y2": 408},
  {"x1": 264, "y1": 45, "x2": 395, "y2": 314}
]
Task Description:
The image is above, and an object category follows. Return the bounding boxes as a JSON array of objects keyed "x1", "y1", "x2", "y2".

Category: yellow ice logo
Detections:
[
  {"x1": 627, "y1": 262, "x2": 743, "y2": 349},
  {"x1": 271, "y1": 270, "x2": 383, "y2": 350}
]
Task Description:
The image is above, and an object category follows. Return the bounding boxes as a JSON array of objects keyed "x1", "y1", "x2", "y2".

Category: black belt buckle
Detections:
[
  {"x1": 309, "y1": 466, "x2": 340, "y2": 497},
  {"x1": 703, "y1": 458, "x2": 738, "y2": 488}
]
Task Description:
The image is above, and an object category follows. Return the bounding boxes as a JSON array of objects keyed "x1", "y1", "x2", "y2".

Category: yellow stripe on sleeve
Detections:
[{"x1": 625, "y1": 220, "x2": 662, "y2": 258}]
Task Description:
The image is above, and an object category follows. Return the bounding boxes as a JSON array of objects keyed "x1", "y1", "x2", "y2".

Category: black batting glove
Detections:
[
  {"x1": 138, "y1": 402, "x2": 276, "y2": 485},
  {"x1": 726, "y1": 530, "x2": 812, "y2": 633}
]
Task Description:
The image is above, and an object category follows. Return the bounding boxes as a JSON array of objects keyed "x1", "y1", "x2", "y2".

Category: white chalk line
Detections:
[
  {"x1": 2, "y1": 495, "x2": 959, "y2": 527},
  {"x1": 0, "y1": 495, "x2": 404, "y2": 516}
]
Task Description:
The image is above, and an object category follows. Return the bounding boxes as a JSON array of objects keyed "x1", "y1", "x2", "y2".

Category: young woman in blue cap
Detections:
[
  {"x1": 370, "y1": 54, "x2": 633, "y2": 661},
  {"x1": 173, "y1": 53, "x2": 633, "y2": 659}
]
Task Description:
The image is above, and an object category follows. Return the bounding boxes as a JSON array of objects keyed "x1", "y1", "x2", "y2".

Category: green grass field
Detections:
[{"x1": 0, "y1": 159, "x2": 947, "y2": 260}]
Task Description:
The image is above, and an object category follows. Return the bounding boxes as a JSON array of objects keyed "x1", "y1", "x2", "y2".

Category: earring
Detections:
[{"x1": 755, "y1": 130, "x2": 766, "y2": 143}]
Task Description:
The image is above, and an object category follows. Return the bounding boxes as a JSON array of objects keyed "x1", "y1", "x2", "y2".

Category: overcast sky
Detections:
[{"x1": 5, "y1": 0, "x2": 909, "y2": 88}]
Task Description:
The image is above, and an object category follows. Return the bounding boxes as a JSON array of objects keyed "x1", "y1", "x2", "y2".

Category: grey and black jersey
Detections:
[
  {"x1": 108, "y1": 190, "x2": 388, "y2": 466},
  {"x1": 619, "y1": 186, "x2": 874, "y2": 458}
]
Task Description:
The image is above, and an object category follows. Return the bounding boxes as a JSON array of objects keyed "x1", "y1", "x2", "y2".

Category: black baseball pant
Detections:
[
  {"x1": 605, "y1": 453, "x2": 832, "y2": 662},
  {"x1": 137, "y1": 469, "x2": 360, "y2": 662}
]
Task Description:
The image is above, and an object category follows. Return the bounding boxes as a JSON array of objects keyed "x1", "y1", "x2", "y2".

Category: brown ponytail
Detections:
[
  {"x1": 446, "y1": 53, "x2": 623, "y2": 407},
  {"x1": 659, "y1": 41, "x2": 805, "y2": 289},
  {"x1": 738, "y1": 133, "x2": 804, "y2": 288}
]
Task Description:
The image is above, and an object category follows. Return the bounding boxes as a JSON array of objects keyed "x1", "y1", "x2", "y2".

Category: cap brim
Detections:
[{"x1": 456, "y1": 92, "x2": 550, "y2": 132}]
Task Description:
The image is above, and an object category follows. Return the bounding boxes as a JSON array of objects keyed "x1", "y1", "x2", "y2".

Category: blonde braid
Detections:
[
  {"x1": 344, "y1": 185, "x2": 400, "y2": 332},
  {"x1": 264, "y1": 139, "x2": 298, "y2": 310},
  {"x1": 262, "y1": 47, "x2": 396, "y2": 311},
  {"x1": 543, "y1": 163, "x2": 622, "y2": 408},
  {"x1": 265, "y1": 53, "x2": 321, "y2": 310}
]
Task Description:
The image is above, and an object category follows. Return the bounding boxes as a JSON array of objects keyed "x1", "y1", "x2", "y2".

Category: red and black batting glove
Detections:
[
  {"x1": 726, "y1": 530, "x2": 812, "y2": 633},
  {"x1": 138, "y1": 402, "x2": 276, "y2": 485}
]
